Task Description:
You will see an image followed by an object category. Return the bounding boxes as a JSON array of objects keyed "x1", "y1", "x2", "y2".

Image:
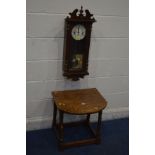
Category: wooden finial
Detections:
[{"x1": 79, "y1": 6, "x2": 83, "y2": 15}]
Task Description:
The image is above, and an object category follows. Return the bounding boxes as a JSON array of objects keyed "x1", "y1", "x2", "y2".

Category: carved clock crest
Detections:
[{"x1": 63, "y1": 6, "x2": 96, "y2": 81}]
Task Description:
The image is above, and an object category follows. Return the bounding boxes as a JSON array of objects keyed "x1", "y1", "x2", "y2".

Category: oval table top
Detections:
[{"x1": 52, "y1": 88, "x2": 107, "y2": 115}]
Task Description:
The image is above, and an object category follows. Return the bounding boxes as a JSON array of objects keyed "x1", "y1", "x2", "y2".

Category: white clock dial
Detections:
[{"x1": 71, "y1": 24, "x2": 86, "y2": 40}]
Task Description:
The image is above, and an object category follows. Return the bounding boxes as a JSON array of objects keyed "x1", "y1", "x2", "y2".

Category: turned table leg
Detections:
[
  {"x1": 58, "y1": 110, "x2": 64, "y2": 150},
  {"x1": 52, "y1": 101, "x2": 57, "y2": 128},
  {"x1": 86, "y1": 114, "x2": 90, "y2": 124},
  {"x1": 96, "y1": 110, "x2": 102, "y2": 143}
]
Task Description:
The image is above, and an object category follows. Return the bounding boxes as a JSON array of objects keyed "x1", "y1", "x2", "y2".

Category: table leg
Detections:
[
  {"x1": 86, "y1": 114, "x2": 90, "y2": 125},
  {"x1": 52, "y1": 101, "x2": 57, "y2": 128},
  {"x1": 96, "y1": 110, "x2": 102, "y2": 143},
  {"x1": 59, "y1": 110, "x2": 64, "y2": 143}
]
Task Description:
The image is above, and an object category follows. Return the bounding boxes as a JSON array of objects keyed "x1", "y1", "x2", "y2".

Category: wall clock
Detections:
[{"x1": 63, "y1": 6, "x2": 96, "y2": 81}]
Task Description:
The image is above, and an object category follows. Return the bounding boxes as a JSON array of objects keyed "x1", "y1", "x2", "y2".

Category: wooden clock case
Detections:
[{"x1": 63, "y1": 6, "x2": 96, "y2": 81}]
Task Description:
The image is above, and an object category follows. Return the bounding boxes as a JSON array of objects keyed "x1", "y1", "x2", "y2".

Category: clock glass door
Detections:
[{"x1": 69, "y1": 24, "x2": 86, "y2": 70}]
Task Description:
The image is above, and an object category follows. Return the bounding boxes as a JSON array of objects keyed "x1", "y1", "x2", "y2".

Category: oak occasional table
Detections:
[{"x1": 51, "y1": 88, "x2": 107, "y2": 151}]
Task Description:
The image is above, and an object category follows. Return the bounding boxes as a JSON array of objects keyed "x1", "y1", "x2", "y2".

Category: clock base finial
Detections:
[{"x1": 72, "y1": 77, "x2": 80, "y2": 81}]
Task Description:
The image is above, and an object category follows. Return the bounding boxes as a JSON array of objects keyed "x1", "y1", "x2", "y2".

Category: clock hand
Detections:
[{"x1": 78, "y1": 26, "x2": 79, "y2": 34}]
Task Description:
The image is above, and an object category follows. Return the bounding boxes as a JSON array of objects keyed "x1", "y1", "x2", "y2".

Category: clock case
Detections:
[{"x1": 63, "y1": 7, "x2": 96, "y2": 81}]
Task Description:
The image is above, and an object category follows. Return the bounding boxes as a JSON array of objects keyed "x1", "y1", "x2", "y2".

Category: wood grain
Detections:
[{"x1": 52, "y1": 88, "x2": 107, "y2": 115}]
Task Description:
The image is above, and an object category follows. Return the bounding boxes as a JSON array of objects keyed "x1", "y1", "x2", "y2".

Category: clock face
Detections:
[{"x1": 71, "y1": 24, "x2": 86, "y2": 40}]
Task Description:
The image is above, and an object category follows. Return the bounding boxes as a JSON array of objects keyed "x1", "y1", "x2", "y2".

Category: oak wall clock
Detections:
[{"x1": 63, "y1": 6, "x2": 96, "y2": 81}]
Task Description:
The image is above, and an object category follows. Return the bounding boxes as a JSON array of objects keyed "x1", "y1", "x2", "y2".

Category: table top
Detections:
[{"x1": 52, "y1": 88, "x2": 107, "y2": 115}]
